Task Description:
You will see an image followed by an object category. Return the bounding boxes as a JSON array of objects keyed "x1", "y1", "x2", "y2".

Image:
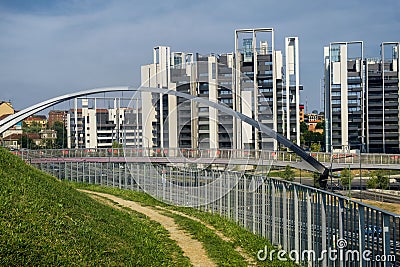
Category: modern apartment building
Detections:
[
  {"x1": 365, "y1": 42, "x2": 400, "y2": 153},
  {"x1": 141, "y1": 46, "x2": 236, "y2": 150},
  {"x1": 234, "y1": 29, "x2": 301, "y2": 150},
  {"x1": 324, "y1": 41, "x2": 364, "y2": 152},
  {"x1": 66, "y1": 98, "x2": 142, "y2": 149},
  {"x1": 140, "y1": 28, "x2": 302, "y2": 151},
  {"x1": 324, "y1": 42, "x2": 400, "y2": 153}
]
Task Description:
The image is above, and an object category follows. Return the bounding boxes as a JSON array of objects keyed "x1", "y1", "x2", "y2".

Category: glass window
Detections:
[
  {"x1": 212, "y1": 63, "x2": 216, "y2": 79},
  {"x1": 331, "y1": 45, "x2": 340, "y2": 62}
]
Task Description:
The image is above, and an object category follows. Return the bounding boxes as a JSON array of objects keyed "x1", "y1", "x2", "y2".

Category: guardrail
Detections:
[
  {"x1": 29, "y1": 157, "x2": 400, "y2": 266},
  {"x1": 13, "y1": 148, "x2": 400, "y2": 166}
]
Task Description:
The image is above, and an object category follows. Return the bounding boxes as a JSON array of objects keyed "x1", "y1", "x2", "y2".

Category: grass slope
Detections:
[
  {"x1": 0, "y1": 148, "x2": 190, "y2": 266},
  {"x1": 70, "y1": 183, "x2": 296, "y2": 266}
]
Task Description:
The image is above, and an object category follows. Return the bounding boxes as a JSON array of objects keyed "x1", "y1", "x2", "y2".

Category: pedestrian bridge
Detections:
[{"x1": 19, "y1": 147, "x2": 400, "y2": 172}]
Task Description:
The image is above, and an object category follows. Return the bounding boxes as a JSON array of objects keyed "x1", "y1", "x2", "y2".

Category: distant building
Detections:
[
  {"x1": 3, "y1": 133, "x2": 41, "y2": 149},
  {"x1": 140, "y1": 28, "x2": 302, "y2": 150},
  {"x1": 0, "y1": 101, "x2": 14, "y2": 117},
  {"x1": 39, "y1": 129, "x2": 57, "y2": 144},
  {"x1": 299, "y1": 104, "x2": 305, "y2": 123},
  {"x1": 0, "y1": 114, "x2": 22, "y2": 140},
  {"x1": 305, "y1": 112, "x2": 324, "y2": 134},
  {"x1": 365, "y1": 43, "x2": 400, "y2": 153},
  {"x1": 67, "y1": 98, "x2": 142, "y2": 149},
  {"x1": 324, "y1": 41, "x2": 400, "y2": 153},
  {"x1": 324, "y1": 41, "x2": 364, "y2": 152},
  {"x1": 48, "y1": 110, "x2": 67, "y2": 128},
  {"x1": 23, "y1": 115, "x2": 47, "y2": 129}
]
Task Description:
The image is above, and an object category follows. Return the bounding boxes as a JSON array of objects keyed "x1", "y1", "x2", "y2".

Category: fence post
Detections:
[
  {"x1": 358, "y1": 205, "x2": 366, "y2": 267},
  {"x1": 282, "y1": 184, "x2": 288, "y2": 251},
  {"x1": 306, "y1": 190, "x2": 313, "y2": 267},
  {"x1": 271, "y1": 182, "x2": 276, "y2": 245},
  {"x1": 262, "y1": 179, "x2": 266, "y2": 238},
  {"x1": 243, "y1": 174, "x2": 247, "y2": 229},
  {"x1": 338, "y1": 198, "x2": 344, "y2": 267},
  {"x1": 382, "y1": 214, "x2": 391, "y2": 267},
  {"x1": 294, "y1": 186, "x2": 300, "y2": 262},
  {"x1": 321, "y1": 193, "x2": 327, "y2": 267},
  {"x1": 252, "y1": 177, "x2": 256, "y2": 234}
]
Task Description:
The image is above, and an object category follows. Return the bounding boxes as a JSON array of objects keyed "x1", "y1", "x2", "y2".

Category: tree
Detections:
[
  {"x1": 300, "y1": 121, "x2": 308, "y2": 133},
  {"x1": 313, "y1": 172, "x2": 320, "y2": 188},
  {"x1": 340, "y1": 168, "x2": 353, "y2": 188},
  {"x1": 112, "y1": 141, "x2": 123, "y2": 148},
  {"x1": 367, "y1": 170, "x2": 389, "y2": 202},
  {"x1": 22, "y1": 121, "x2": 42, "y2": 133},
  {"x1": 51, "y1": 121, "x2": 67, "y2": 148},
  {"x1": 310, "y1": 142, "x2": 321, "y2": 152},
  {"x1": 316, "y1": 122, "x2": 324, "y2": 130},
  {"x1": 20, "y1": 135, "x2": 35, "y2": 149},
  {"x1": 367, "y1": 170, "x2": 389, "y2": 190},
  {"x1": 303, "y1": 131, "x2": 324, "y2": 145},
  {"x1": 282, "y1": 165, "x2": 294, "y2": 181},
  {"x1": 366, "y1": 177, "x2": 377, "y2": 190}
]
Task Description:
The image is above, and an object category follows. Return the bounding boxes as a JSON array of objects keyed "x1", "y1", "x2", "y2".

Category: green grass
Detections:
[
  {"x1": 0, "y1": 148, "x2": 190, "y2": 266},
  {"x1": 69, "y1": 183, "x2": 297, "y2": 266}
]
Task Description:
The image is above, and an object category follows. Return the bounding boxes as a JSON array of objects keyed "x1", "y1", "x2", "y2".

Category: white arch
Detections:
[{"x1": 0, "y1": 86, "x2": 133, "y2": 134}]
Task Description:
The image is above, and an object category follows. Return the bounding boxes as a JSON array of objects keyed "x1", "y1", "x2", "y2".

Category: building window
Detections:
[
  {"x1": 331, "y1": 45, "x2": 340, "y2": 62},
  {"x1": 331, "y1": 91, "x2": 340, "y2": 97},
  {"x1": 220, "y1": 98, "x2": 233, "y2": 104},
  {"x1": 259, "y1": 88, "x2": 272, "y2": 93},
  {"x1": 212, "y1": 63, "x2": 216, "y2": 79}
]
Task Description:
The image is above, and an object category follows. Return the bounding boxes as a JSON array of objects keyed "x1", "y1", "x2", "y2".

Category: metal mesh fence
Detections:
[{"x1": 26, "y1": 153, "x2": 399, "y2": 267}]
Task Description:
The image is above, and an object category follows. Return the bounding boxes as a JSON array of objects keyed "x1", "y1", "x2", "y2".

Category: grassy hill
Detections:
[{"x1": 0, "y1": 148, "x2": 189, "y2": 266}]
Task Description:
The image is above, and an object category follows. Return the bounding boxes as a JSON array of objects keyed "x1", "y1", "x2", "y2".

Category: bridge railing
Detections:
[
  {"x1": 27, "y1": 156, "x2": 400, "y2": 266},
  {"x1": 17, "y1": 148, "x2": 400, "y2": 167}
]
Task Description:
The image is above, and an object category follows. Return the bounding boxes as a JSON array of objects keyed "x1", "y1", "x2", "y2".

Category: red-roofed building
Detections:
[
  {"x1": 23, "y1": 115, "x2": 47, "y2": 129},
  {"x1": 2, "y1": 133, "x2": 41, "y2": 149}
]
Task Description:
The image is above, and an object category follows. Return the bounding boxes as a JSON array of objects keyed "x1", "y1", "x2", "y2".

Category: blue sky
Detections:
[{"x1": 0, "y1": 0, "x2": 399, "y2": 112}]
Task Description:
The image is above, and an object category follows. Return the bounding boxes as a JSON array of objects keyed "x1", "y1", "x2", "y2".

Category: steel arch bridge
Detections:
[{"x1": 0, "y1": 86, "x2": 329, "y2": 184}]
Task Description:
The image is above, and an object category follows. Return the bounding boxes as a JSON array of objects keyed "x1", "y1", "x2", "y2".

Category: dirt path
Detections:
[
  {"x1": 79, "y1": 190, "x2": 215, "y2": 267},
  {"x1": 157, "y1": 207, "x2": 258, "y2": 266}
]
